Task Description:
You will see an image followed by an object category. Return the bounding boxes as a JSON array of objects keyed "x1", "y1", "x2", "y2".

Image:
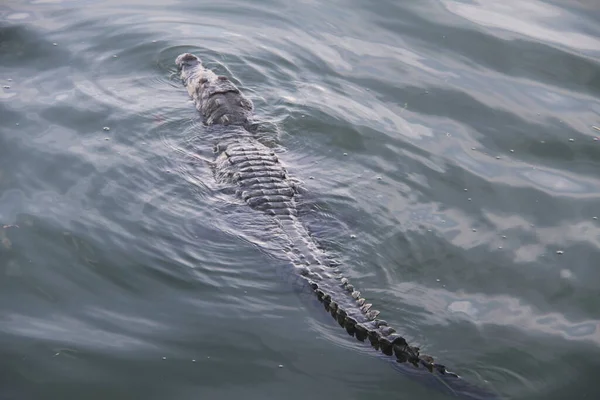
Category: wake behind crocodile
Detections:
[{"x1": 175, "y1": 52, "x2": 499, "y2": 400}]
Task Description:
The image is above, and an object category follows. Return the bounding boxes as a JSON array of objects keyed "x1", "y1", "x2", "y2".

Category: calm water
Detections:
[{"x1": 1, "y1": 0, "x2": 600, "y2": 399}]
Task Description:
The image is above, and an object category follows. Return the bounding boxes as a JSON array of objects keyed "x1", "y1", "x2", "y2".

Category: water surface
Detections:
[{"x1": 1, "y1": 0, "x2": 600, "y2": 399}]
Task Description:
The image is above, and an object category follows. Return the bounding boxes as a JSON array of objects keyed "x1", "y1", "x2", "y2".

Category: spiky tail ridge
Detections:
[{"x1": 276, "y1": 215, "x2": 454, "y2": 375}]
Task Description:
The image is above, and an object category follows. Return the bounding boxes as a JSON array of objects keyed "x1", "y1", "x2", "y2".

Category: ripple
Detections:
[
  {"x1": 391, "y1": 282, "x2": 600, "y2": 346},
  {"x1": 440, "y1": 0, "x2": 600, "y2": 53},
  {"x1": 4, "y1": 313, "x2": 158, "y2": 351}
]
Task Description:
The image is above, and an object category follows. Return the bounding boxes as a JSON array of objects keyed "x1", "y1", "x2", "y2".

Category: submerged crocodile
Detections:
[{"x1": 175, "y1": 53, "x2": 498, "y2": 399}]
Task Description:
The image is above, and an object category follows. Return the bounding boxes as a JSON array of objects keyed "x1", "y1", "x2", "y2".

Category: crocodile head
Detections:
[
  {"x1": 176, "y1": 53, "x2": 214, "y2": 93},
  {"x1": 176, "y1": 52, "x2": 253, "y2": 127},
  {"x1": 175, "y1": 53, "x2": 201, "y2": 70}
]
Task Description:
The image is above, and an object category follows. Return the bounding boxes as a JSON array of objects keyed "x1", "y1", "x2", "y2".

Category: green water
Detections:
[{"x1": 1, "y1": 0, "x2": 600, "y2": 399}]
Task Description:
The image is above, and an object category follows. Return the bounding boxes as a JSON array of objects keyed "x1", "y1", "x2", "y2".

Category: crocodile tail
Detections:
[
  {"x1": 278, "y1": 216, "x2": 501, "y2": 400},
  {"x1": 275, "y1": 216, "x2": 456, "y2": 376}
]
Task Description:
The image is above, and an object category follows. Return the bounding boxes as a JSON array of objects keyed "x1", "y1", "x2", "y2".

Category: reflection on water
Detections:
[{"x1": 1, "y1": 0, "x2": 600, "y2": 399}]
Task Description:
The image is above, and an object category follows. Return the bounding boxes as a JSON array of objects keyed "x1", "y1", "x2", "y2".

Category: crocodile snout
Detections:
[{"x1": 175, "y1": 53, "x2": 201, "y2": 69}]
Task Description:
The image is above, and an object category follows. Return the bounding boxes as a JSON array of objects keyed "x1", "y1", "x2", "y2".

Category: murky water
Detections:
[{"x1": 1, "y1": 0, "x2": 600, "y2": 399}]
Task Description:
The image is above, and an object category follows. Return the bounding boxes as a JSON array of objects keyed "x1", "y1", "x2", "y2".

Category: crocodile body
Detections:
[{"x1": 175, "y1": 53, "x2": 498, "y2": 399}]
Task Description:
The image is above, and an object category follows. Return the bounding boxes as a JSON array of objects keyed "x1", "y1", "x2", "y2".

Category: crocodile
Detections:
[{"x1": 175, "y1": 52, "x2": 498, "y2": 399}]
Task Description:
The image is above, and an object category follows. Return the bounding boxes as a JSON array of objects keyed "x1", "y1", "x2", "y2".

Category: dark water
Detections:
[{"x1": 1, "y1": 0, "x2": 600, "y2": 399}]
